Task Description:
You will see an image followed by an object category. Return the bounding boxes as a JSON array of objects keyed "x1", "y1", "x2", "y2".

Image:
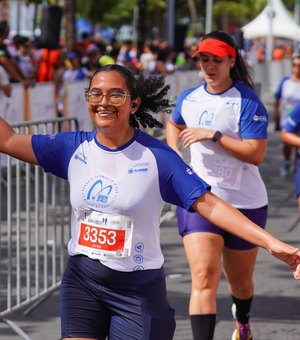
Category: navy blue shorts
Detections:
[
  {"x1": 176, "y1": 205, "x2": 268, "y2": 250},
  {"x1": 60, "y1": 255, "x2": 175, "y2": 339}
]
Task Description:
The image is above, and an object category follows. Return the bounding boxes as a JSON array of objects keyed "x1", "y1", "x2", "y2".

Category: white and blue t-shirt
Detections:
[
  {"x1": 274, "y1": 76, "x2": 300, "y2": 128},
  {"x1": 284, "y1": 102, "x2": 300, "y2": 156},
  {"x1": 171, "y1": 81, "x2": 268, "y2": 209},
  {"x1": 32, "y1": 129, "x2": 210, "y2": 272}
]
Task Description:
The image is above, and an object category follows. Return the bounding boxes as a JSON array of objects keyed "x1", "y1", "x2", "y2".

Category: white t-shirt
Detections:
[
  {"x1": 32, "y1": 129, "x2": 210, "y2": 271},
  {"x1": 172, "y1": 81, "x2": 268, "y2": 209}
]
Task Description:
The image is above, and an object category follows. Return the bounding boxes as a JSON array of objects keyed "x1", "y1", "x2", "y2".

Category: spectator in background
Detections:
[
  {"x1": 0, "y1": 64, "x2": 11, "y2": 98},
  {"x1": 274, "y1": 53, "x2": 300, "y2": 177},
  {"x1": 14, "y1": 35, "x2": 37, "y2": 82},
  {"x1": 36, "y1": 47, "x2": 61, "y2": 83},
  {"x1": 82, "y1": 44, "x2": 101, "y2": 78},
  {"x1": 256, "y1": 45, "x2": 265, "y2": 63},
  {"x1": 106, "y1": 38, "x2": 120, "y2": 62},
  {"x1": 99, "y1": 50, "x2": 115, "y2": 67},
  {"x1": 79, "y1": 32, "x2": 92, "y2": 56},
  {"x1": 0, "y1": 20, "x2": 28, "y2": 85},
  {"x1": 91, "y1": 32, "x2": 107, "y2": 54},
  {"x1": 273, "y1": 46, "x2": 285, "y2": 61},
  {"x1": 140, "y1": 42, "x2": 157, "y2": 75},
  {"x1": 154, "y1": 46, "x2": 176, "y2": 74},
  {"x1": 62, "y1": 51, "x2": 87, "y2": 83},
  {"x1": 116, "y1": 40, "x2": 141, "y2": 74}
]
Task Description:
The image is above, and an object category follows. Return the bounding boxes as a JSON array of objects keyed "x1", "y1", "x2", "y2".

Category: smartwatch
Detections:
[{"x1": 212, "y1": 131, "x2": 222, "y2": 143}]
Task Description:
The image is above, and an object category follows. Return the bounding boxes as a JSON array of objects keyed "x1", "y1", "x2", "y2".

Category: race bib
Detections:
[
  {"x1": 75, "y1": 211, "x2": 134, "y2": 259},
  {"x1": 202, "y1": 156, "x2": 243, "y2": 191}
]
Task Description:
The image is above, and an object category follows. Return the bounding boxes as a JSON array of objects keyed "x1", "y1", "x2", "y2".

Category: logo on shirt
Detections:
[
  {"x1": 133, "y1": 254, "x2": 144, "y2": 264},
  {"x1": 82, "y1": 176, "x2": 118, "y2": 209},
  {"x1": 135, "y1": 242, "x2": 144, "y2": 253},
  {"x1": 74, "y1": 152, "x2": 87, "y2": 164},
  {"x1": 186, "y1": 166, "x2": 194, "y2": 175},
  {"x1": 198, "y1": 110, "x2": 215, "y2": 127},
  {"x1": 185, "y1": 95, "x2": 198, "y2": 103},
  {"x1": 253, "y1": 115, "x2": 267, "y2": 123},
  {"x1": 128, "y1": 162, "x2": 149, "y2": 174},
  {"x1": 48, "y1": 134, "x2": 56, "y2": 140}
]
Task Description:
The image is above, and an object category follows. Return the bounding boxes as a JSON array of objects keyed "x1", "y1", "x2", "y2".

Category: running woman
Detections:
[{"x1": 166, "y1": 30, "x2": 270, "y2": 340}]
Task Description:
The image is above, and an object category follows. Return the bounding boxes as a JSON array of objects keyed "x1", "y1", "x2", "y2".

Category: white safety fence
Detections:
[
  {"x1": 0, "y1": 117, "x2": 78, "y2": 339},
  {"x1": 0, "y1": 63, "x2": 292, "y2": 131}
]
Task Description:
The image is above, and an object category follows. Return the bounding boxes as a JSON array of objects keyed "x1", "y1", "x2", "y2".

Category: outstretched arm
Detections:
[
  {"x1": 192, "y1": 192, "x2": 300, "y2": 279},
  {"x1": 0, "y1": 117, "x2": 38, "y2": 164}
]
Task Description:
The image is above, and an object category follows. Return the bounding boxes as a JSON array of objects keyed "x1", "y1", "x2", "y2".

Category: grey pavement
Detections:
[{"x1": 1, "y1": 94, "x2": 300, "y2": 339}]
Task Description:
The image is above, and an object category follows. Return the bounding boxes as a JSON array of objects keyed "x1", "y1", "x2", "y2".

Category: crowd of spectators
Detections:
[
  {"x1": 0, "y1": 19, "x2": 201, "y2": 90},
  {"x1": 0, "y1": 19, "x2": 205, "y2": 117},
  {"x1": 0, "y1": 18, "x2": 298, "y2": 105}
]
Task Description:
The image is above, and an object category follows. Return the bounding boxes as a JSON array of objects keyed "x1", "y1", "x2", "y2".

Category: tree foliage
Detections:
[
  {"x1": 20, "y1": 0, "x2": 300, "y2": 36},
  {"x1": 75, "y1": 0, "x2": 166, "y2": 27}
]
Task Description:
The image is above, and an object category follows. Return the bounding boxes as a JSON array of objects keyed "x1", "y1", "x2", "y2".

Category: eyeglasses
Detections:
[
  {"x1": 292, "y1": 63, "x2": 300, "y2": 68},
  {"x1": 85, "y1": 90, "x2": 132, "y2": 106}
]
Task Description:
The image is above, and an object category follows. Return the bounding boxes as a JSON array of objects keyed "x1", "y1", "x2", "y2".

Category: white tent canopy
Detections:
[{"x1": 241, "y1": 0, "x2": 300, "y2": 41}]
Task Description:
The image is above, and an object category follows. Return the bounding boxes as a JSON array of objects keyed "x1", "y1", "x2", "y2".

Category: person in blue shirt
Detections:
[
  {"x1": 0, "y1": 64, "x2": 300, "y2": 340},
  {"x1": 274, "y1": 53, "x2": 300, "y2": 177},
  {"x1": 281, "y1": 101, "x2": 300, "y2": 211}
]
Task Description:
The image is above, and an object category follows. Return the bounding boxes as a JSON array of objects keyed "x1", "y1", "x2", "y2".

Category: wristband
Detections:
[{"x1": 212, "y1": 131, "x2": 222, "y2": 143}]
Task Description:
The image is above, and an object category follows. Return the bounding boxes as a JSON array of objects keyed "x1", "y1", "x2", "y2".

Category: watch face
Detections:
[{"x1": 212, "y1": 131, "x2": 222, "y2": 142}]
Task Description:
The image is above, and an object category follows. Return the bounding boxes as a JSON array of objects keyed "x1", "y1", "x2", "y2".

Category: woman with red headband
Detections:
[{"x1": 166, "y1": 31, "x2": 267, "y2": 340}]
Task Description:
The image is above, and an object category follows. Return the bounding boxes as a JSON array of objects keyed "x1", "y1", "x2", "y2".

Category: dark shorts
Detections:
[
  {"x1": 176, "y1": 205, "x2": 268, "y2": 250},
  {"x1": 60, "y1": 255, "x2": 175, "y2": 340},
  {"x1": 294, "y1": 158, "x2": 300, "y2": 196}
]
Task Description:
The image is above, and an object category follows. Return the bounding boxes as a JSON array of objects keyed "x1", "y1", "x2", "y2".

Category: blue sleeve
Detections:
[
  {"x1": 137, "y1": 133, "x2": 210, "y2": 211},
  {"x1": 171, "y1": 86, "x2": 199, "y2": 125},
  {"x1": 284, "y1": 103, "x2": 300, "y2": 133},
  {"x1": 31, "y1": 131, "x2": 95, "y2": 180},
  {"x1": 238, "y1": 84, "x2": 268, "y2": 139},
  {"x1": 274, "y1": 77, "x2": 289, "y2": 100}
]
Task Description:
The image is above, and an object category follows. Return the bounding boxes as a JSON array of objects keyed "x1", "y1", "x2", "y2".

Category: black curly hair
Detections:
[{"x1": 86, "y1": 64, "x2": 174, "y2": 129}]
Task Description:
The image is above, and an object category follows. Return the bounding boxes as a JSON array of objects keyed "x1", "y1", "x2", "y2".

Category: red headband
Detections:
[{"x1": 192, "y1": 39, "x2": 236, "y2": 59}]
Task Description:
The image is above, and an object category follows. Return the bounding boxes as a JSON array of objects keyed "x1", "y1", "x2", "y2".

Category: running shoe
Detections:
[
  {"x1": 231, "y1": 321, "x2": 253, "y2": 340},
  {"x1": 231, "y1": 303, "x2": 253, "y2": 340}
]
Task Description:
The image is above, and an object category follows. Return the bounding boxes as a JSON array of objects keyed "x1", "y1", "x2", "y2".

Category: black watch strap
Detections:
[{"x1": 212, "y1": 131, "x2": 222, "y2": 142}]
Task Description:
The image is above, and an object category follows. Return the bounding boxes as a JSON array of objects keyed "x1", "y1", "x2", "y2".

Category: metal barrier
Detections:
[{"x1": 0, "y1": 117, "x2": 78, "y2": 339}]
